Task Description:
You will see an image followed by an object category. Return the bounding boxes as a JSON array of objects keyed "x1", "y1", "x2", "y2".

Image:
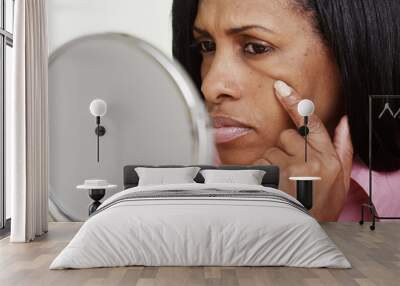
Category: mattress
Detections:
[{"x1": 50, "y1": 183, "x2": 351, "y2": 269}]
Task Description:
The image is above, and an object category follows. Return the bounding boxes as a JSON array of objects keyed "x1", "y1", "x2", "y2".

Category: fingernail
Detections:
[{"x1": 274, "y1": 80, "x2": 292, "y2": 97}]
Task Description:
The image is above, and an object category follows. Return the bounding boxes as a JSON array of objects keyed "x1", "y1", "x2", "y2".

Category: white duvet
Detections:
[{"x1": 50, "y1": 183, "x2": 351, "y2": 269}]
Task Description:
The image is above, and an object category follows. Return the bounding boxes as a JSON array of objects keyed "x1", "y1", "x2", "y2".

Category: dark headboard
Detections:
[{"x1": 123, "y1": 165, "x2": 280, "y2": 189}]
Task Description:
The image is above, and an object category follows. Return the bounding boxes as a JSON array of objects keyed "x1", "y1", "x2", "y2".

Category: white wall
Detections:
[{"x1": 48, "y1": 0, "x2": 173, "y2": 56}]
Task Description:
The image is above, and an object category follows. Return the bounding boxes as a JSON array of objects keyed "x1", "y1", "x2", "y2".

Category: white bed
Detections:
[{"x1": 50, "y1": 183, "x2": 350, "y2": 269}]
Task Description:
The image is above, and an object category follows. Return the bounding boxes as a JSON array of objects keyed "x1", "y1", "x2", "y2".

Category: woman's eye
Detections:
[
  {"x1": 244, "y1": 43, "x2": 272, "y2": 55},
  {"x1": 197, "y1": 40, "x2": 216, "y2": 54}
]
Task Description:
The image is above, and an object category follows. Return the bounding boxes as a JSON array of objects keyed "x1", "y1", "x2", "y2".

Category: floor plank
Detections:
[{"x1": 0, "y1": 222, "x2": 399, "y2": 286}]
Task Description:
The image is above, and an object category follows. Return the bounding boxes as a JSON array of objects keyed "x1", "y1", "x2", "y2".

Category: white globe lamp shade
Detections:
[
  {"x1": 298, "y1": 99, "x2": 315, "y2": 117},
  {"x1": 89, "y1": 99, "x2": 107, "y2": 117}
]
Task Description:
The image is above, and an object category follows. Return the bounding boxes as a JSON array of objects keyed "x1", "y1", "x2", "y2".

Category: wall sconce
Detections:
[
  {"x1": 297, "y1": 99, "x2": 315, "y2": 163},
  {"x1": 89, "y1": 99, "x2": 107, "y2": 162},
  {"x1": 290, "y1": 99, "x2": 319, "y2": 211}
]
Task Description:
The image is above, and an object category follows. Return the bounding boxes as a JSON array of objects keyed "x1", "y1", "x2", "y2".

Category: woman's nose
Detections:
[{"x1": 201, "y1": 52, "x2": 241, "y2": 105}]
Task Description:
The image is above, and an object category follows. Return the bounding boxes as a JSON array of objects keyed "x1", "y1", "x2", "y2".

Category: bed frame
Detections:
[{"x1": 123, "y1": 165, "x2": 280, "y2": 189}]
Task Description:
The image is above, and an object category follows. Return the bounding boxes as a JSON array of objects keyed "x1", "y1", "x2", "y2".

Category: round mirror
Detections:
[{"x1": 49, "y1": 33, "x2": 213, "y2": 221}]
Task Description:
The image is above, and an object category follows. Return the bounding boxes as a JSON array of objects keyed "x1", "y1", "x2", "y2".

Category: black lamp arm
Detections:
[
  {"x1": 304, "y1": 116, "x2": 308, "y2": 163},
  {"x1": 297, "y1": 116, "x2": 309, "y2": 163},
  {"x1": 97, "y1": 116, "x2": 100, "y2": 162},
  {"x1": 93, "y1": 116, "x2": 106, "y2": 162}
]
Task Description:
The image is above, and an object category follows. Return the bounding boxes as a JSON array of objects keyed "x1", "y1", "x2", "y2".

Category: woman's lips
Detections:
[{"x1": 212, "y1": 116, "x2": 253, "y2": 144}]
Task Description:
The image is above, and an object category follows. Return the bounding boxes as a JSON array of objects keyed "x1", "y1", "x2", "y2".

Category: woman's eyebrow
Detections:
[
  {"x1": 193, "y1": 25, "x2": 275, "y2": 37},
  {"x1": 227, "y1": 25, "x2": 275, "y2": 35}
]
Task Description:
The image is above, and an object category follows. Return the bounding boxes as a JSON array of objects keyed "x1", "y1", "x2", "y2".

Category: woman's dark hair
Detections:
[{"x1": 172, "y1": 0, "x2": 400, "y2": 171}]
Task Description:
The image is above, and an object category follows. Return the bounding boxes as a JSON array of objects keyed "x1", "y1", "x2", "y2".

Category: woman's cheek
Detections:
[
  {"x1": 242, "y1": 74, "x2": 290, "y2": 131},
  {"x1": 257, "y1": 108, "x2": 290, "y2": 147}
]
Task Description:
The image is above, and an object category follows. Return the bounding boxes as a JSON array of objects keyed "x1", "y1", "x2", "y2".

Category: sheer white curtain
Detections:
[{"x1": 7, "y1": 0, "x2": 49, "y2": 242}]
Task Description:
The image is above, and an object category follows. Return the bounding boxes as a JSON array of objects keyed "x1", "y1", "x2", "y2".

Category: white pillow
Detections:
[
  {"x1": 200, "y1": 169, "x2": 266, "y2": 185},
  {"x1": 135, "y1": 167, "x2": 200, "y2": 186}
]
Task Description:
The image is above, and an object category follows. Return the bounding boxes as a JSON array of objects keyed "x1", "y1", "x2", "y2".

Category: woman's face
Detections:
[{"x1": 194, "y1": 0, "x2": 342, "y2": 164}]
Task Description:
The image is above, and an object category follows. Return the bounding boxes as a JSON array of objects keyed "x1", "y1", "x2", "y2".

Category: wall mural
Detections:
[{"x1": 48, "y1": 0, "x2": 400, "y2": 222}]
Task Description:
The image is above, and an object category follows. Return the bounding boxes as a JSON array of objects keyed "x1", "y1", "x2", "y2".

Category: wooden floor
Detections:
[{"x1": 0, "y1": 222, "x2": 400, "y2": 286}]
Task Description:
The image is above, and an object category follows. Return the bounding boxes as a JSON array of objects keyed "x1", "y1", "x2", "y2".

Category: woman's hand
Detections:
[{"x1": 253, "y1": 80, "x2": 354, "y2": 221}]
